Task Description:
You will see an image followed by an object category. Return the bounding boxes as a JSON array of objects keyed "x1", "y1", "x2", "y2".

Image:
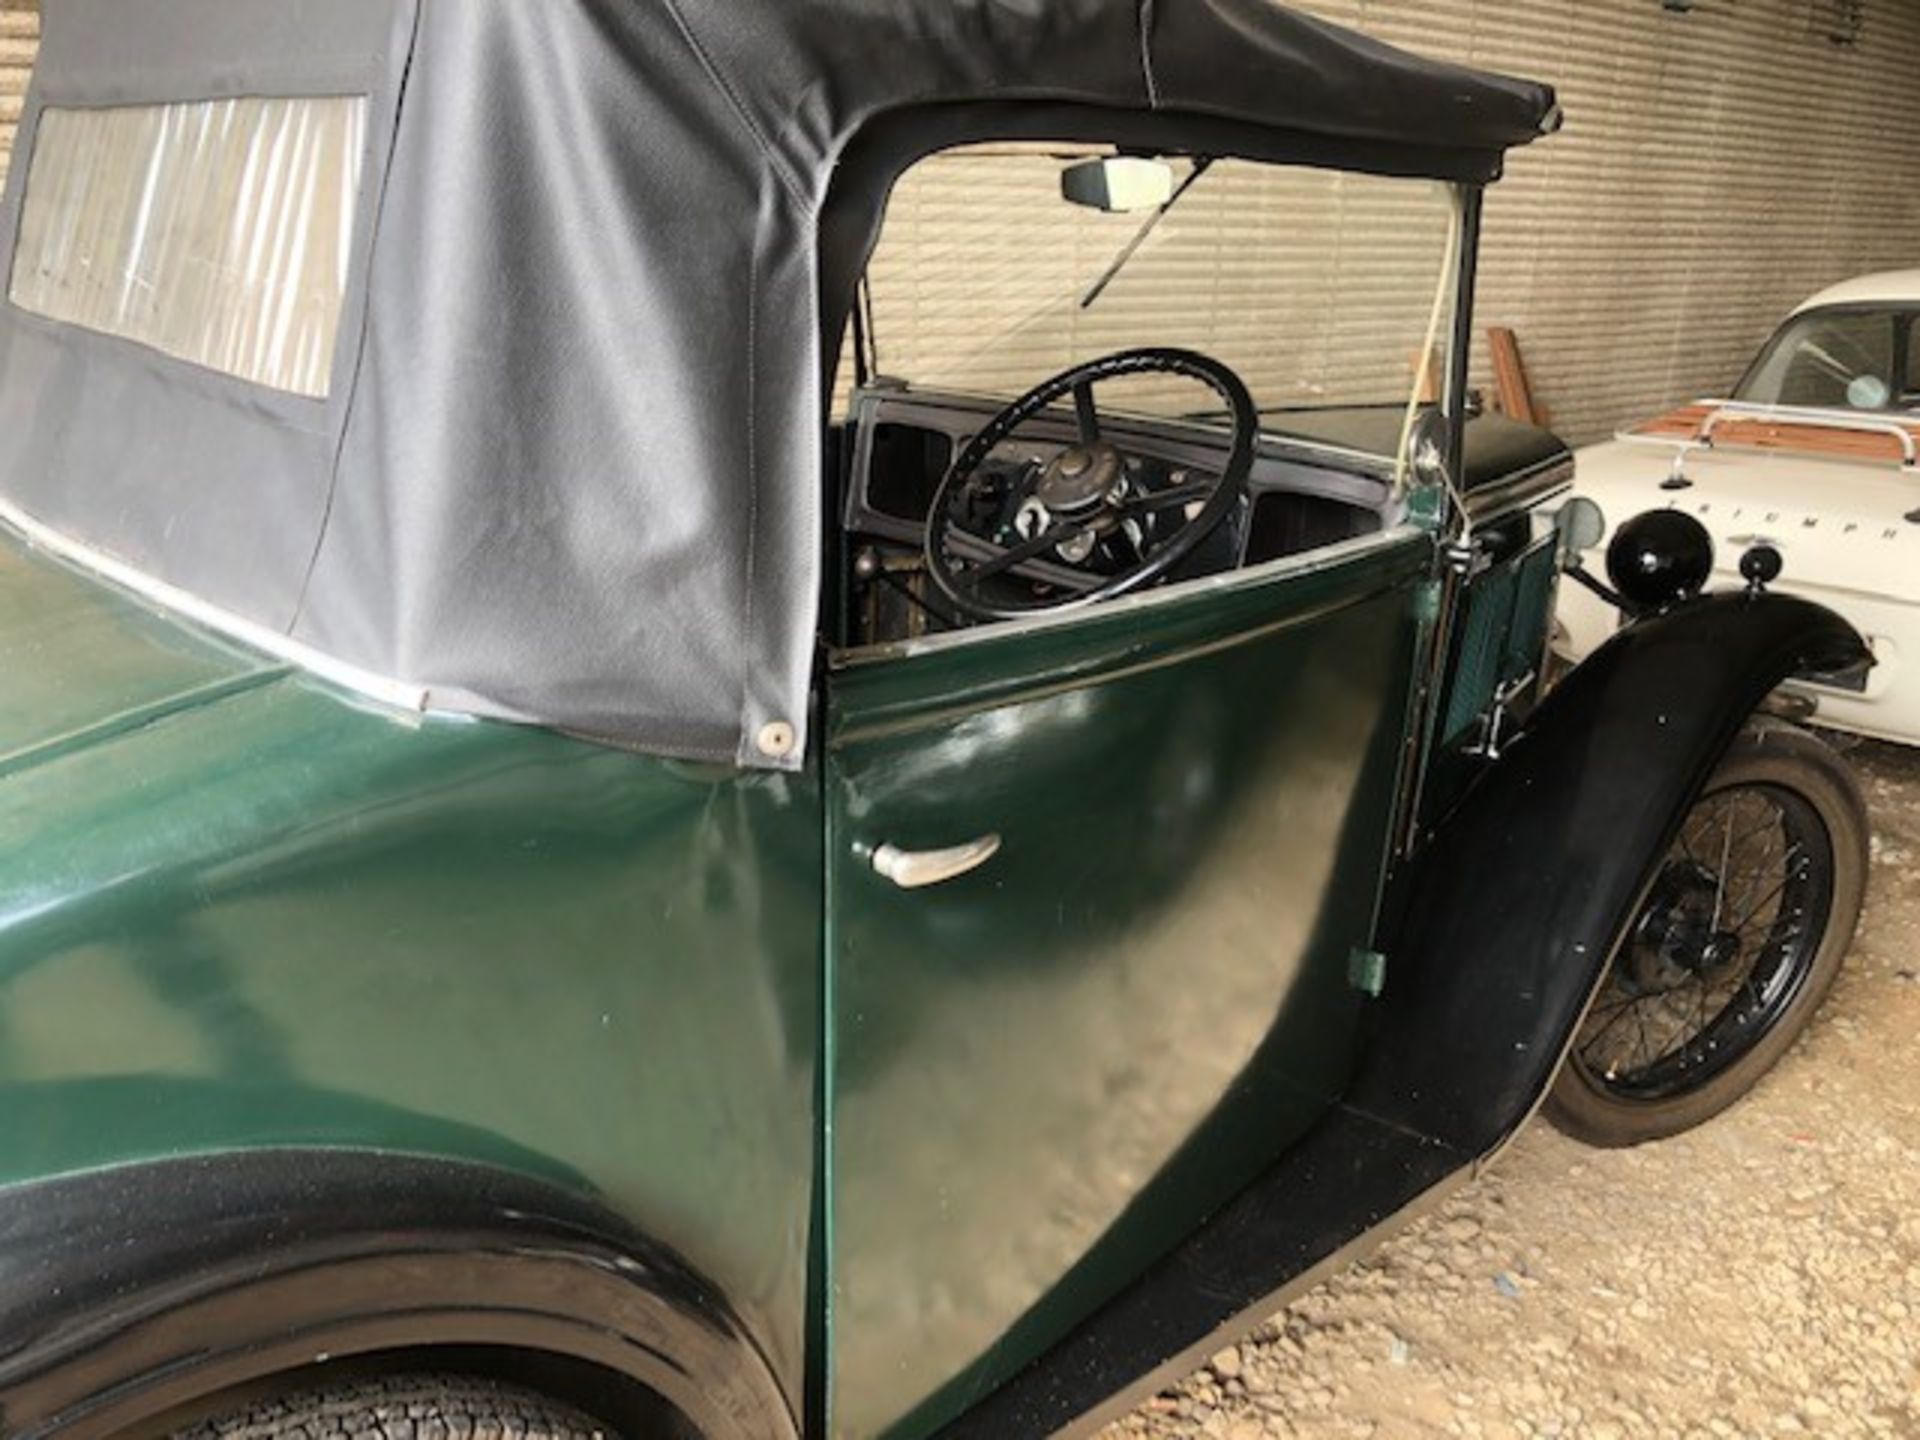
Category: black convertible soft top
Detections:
[{"x1": 0, "y1": 0, "x2": 1557, "y2": 767}]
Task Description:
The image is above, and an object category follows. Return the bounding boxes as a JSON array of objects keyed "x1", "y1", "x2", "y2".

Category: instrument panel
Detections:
[
  {"x1": 844, "y1": 387, "x2": 1397, "y2": 562},
  {"x1": 836, "y1": 386, "x2": 1402, "y2": 645}
]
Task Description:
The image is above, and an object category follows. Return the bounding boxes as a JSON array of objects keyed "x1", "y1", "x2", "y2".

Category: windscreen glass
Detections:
[
  {"x1": 9, "y1": 96, "x2": 368, "y2": 399},
  {"x1": 1736, "y1": 308, "x2": 1917, "y2": 413},
  {"x1": 855, "y1": 148, "x2": 1459, "y2": 439}
]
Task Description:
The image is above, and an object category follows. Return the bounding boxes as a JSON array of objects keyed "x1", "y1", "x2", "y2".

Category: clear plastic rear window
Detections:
[{"x1": 8, "y1": 96, "x2": 368, "y2": 399}]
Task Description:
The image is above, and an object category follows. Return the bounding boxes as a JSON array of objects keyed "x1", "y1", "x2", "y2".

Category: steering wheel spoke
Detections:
[
  {"x1": 1073, "y1": 381, "x2": 1103, "y2": 445},
  {"x1": 1116, "y1": 480, "x2": 1216, "y2": 521},
  {"x1": 948, "y1": 517, "x2": 1095, "y2": 589}
]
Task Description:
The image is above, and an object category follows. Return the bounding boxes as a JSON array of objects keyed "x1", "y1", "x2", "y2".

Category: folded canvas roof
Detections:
[{"x1": 0, "y1": 0, "x2": 1557, "y2": 767}]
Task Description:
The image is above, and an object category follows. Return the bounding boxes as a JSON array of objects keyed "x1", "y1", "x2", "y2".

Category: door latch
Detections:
[{"x1": 869, "y1": 834, "x2": 1003, "y2": 890}]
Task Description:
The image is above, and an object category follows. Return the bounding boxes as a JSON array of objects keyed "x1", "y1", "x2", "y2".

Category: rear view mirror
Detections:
[{"x1": 1061, "y1": 157, "x2": 1177, "y2": 213}]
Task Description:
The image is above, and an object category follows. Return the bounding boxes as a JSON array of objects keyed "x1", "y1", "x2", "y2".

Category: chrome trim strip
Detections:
[
  {"x1": 1462, "y1": 455, "x2": 1574, "y2": 521},
  {"x1": 0, "y1": 499, "x2": 433, "y2": 717}
]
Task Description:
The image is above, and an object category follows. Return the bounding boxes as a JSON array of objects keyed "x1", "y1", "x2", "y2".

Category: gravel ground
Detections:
[{"x1": 1113, "y1": 737, "x2": 1920, "y2": 1440}]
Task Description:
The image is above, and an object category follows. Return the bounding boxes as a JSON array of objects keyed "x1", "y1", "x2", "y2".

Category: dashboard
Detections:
[{"x1": 837, "y1": 386, "x2": 1400, "y2": 645}]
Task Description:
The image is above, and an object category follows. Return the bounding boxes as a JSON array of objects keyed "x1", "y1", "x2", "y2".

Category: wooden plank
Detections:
[
  {"x1": 1634, "y1": 403, "x2": 1718, "y2": 440},
  {"x1": 1413, "y1": 347, "x2": 1443, "y2": 405},
  {"x1": 1488, "y1": 326, "x2": 1543, "y2": 428}
]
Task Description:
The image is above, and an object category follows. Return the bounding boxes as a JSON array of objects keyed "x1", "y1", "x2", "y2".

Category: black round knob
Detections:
[
  {"x1": 1739, "y1": 544, "x2": 1784, "y2": 592},
  {"x1": 1606, "y1": 510, "x2": 1715, "y2": 612}
]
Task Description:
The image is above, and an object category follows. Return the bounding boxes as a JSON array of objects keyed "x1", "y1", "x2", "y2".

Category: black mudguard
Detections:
[
  {"x1": 0, "y1": 1152, "x2": 797, "y2": 1440},
  {"x1": 1359, "y1": 587, "x2": 1870, "y2": 1151}
]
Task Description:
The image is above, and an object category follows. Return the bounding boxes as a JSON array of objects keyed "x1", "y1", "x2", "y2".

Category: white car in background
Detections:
[{"x1": 1560, "y1": 270, "x2": 1920, "y2": 744}]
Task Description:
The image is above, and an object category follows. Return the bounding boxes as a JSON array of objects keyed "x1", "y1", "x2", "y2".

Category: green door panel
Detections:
[
  {"x1": 0, "y1": 674, "x2": 822, "y2": 1405},
  {"x1": 823, "y1": 534, "x2": 1432, "y2": 1439}
]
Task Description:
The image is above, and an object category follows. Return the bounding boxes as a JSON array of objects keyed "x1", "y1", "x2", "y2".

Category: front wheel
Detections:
[{"x1": 1545, "y1": 720, "x2": 1869, "y2": 1147}]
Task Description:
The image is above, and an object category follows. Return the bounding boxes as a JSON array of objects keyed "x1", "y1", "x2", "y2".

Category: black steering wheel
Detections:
[{"x1": 923, "y1": 348, "x2": 1259, "y2": 622}]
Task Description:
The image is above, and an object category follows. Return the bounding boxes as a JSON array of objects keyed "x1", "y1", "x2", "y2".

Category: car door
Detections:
[{"x1": 822, "y1": 527, "x2": 1434, "y2": 1438}]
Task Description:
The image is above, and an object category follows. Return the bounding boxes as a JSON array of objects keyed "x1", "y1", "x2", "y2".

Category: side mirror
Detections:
[
  {"x1": 1061, "y1": 157, "x2": 1177, "y2": 213},
  {"x1": 1405, "y1": 406, "x2": 1452, "y2": 488},
  {"x1": 1553, "y1": 497, "x2": 1638, "y2": 616},
  {"x1": 1555, "y1": 496, "x2": 1607, "y2": 567}
]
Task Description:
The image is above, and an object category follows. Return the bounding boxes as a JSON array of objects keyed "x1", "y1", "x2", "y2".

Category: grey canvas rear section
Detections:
[{"x1": 0, "y1": 0, "x2": 1558, "y2": 768}]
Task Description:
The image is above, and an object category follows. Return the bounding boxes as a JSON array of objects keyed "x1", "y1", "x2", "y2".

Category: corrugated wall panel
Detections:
[
  {"x1": 1351, "y1": 0, "x2": 1920, "y2": 443},
  {"x1": 0, "y1": 4, "x2": 36, "y2": 194},
  {"x1": 858, "y1": 0, "x2": 1920, "y2": 445}
]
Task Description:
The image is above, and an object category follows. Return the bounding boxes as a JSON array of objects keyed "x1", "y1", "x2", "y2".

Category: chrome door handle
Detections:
[{"x1": 870, "y1": 834, "x2": 1002, "y2": 890}]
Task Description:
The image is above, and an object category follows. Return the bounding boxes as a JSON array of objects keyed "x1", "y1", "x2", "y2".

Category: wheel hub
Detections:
[{"x1": 1631, "y1": 858, "x2": 1742, "y2": 988}]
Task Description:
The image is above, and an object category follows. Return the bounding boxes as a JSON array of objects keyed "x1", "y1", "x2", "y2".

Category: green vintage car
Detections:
[{"x1": 0, "y1": 3, "x2": 1873, "y2": 1439}]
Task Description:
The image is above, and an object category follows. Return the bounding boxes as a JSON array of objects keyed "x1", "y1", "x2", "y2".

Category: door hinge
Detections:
[
  {"x1": 1348, "y1": 947, "x2": 1389, "y2": 998},
  {"x1": 1413, "y1": 577, "x2": 1444, "y2": 625}
]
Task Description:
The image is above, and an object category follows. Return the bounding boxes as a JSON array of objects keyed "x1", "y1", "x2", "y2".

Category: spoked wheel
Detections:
[{"x1": 1546, "y1": 721, "x2": 1868, "y2": 1147}]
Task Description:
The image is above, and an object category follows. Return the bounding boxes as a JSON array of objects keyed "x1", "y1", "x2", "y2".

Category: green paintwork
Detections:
[
  {"x1": 0, "y1": 540, "x2": 285, "y2": 774},
  {"x1": 0, "y1": 513, "x2": 1462, "y2": 1438},
  {"x1": 0, "y1": 534, "x2": 823, "y2": 1406},
  {"x1": 823, "y1": 532, "x2": 1433, "y2": 1439}
]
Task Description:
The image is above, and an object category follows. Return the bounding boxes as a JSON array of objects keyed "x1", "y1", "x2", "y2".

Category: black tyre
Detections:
[
  {"x1": 170, "y1": 1374, "x2": 621, "y2": 1440},
  {"x1": 1545, "y1": 720, "x2": 1869, "y2": 1148}
]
